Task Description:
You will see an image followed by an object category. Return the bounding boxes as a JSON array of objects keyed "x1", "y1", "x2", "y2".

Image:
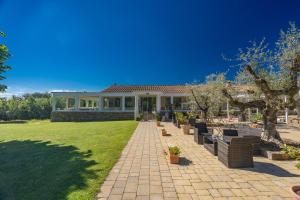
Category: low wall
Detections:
[{"x1": 51, "y1": 111, "x2": 134, "y2": 122}]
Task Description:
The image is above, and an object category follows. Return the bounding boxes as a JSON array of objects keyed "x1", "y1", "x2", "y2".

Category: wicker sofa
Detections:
[
  {"x1": 217, "y1": 137, "x2": 254, "y2": 168},
  {"x1": 194, "y1": 122, "x2": 212, "y2": 144},
  {"x1": 223, "y1": 129, "x2": 238, "y2": 136}
]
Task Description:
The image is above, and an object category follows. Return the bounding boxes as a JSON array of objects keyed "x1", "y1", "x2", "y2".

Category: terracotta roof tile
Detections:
[{"x1": 101, "y1": 85, "x2": 190, "y2": 93}]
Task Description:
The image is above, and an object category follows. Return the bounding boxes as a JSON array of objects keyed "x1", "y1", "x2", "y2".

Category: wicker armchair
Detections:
[
  {"x1": 217, "y1": 137, "x2": 254, "y2": 168},
  {"x1": 204, "y1": 136, "x2": 218, "y2": 155},
  {"x1": 243, "y1": 135, "x2": 261, "y2": 155},
  {"x1": 194, "y1": 122, "x2": 212, "y2": 144}
]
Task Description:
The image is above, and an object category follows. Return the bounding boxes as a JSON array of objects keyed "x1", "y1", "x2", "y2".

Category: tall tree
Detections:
[
  {"x1": 0, "y1": 31, "x2": 11, "y2": 91},
  {"x1": 222, "y1": 22, "x2": 300, "y2": 144},
  {"x1": 189, "y1": 73, "x2": 226, "y2": 121}
]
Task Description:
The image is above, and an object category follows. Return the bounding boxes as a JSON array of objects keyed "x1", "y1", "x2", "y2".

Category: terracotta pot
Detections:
[
  {"x1": 161, "y1": 129, "x2": 167, "y2": 136},
  {"x1": 250, "y1": 123, "x2": 259, "y2": 128},
  {"x1": 169, "y1": 153, "x2": 180, "y2": 164},
  {"x1": 182, "y1": 124, "x2": 190, "y2": 135},
  {"x1": 156, "y1": 121, "x2": 160, "y2": 126},
  {"x1": 291, "y1": 186, "x2": 300, "y2": 200}
]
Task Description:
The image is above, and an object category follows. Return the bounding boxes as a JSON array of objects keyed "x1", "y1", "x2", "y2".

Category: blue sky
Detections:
[{"x1": 0, "y1": 0, "x2": 299, "y2": 96}]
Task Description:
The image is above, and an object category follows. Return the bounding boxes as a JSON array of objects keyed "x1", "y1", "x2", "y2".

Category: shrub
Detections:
[
  {"x1": 156, "y1": 113, "x2": 162, "y2": 121},
  {"x1": 136, "y1": 113, "x2": 143, "y2": 121},
  {"x1": 296, "y1": 163, "x2": 300, "y2": 169},
  {"x1": 175, "y1": 112, "x2": 187, "y2": 124},
  {"x1": 250, "y1": 113, "x2": 263, "y2": 123},
  {"x1": 280, "y1": 144, "x2": 300, "y2": 160},
  {"x1": 169, "y1": 146, "x2": 181, "y2": 155},
  {"x1": 187, "y1": 111, "x2": 197, "y2": 119}
]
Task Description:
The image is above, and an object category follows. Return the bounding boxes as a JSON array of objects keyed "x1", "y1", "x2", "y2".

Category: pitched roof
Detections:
[{"x1": 101, "y1": 85, "x2": 190, "y2": 93}]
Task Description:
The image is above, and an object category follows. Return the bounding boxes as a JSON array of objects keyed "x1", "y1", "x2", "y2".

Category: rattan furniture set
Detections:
[{"x1": 193, "y1": 122, "x2": 260, "y2": 168}]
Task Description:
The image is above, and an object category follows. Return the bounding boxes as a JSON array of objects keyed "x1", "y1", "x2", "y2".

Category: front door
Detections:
[{"x1": 140, "y1": 96, "x2": 156, "y2": 120}]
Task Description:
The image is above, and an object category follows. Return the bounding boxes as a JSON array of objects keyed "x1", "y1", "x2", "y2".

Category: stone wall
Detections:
[{"x1": 51, "y1": 111, "x2": 134, "y2": 122}]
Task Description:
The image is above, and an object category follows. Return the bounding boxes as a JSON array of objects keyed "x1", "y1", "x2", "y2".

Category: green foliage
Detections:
[
  {"x1": 175, "y1": 112, "x2": 187, "y2": 124},
  {"x1": 0, "y1": 120, "x2": 138, "y2": 200},
  {"x1": 0, "y1": 93, "x2": 52, "y2": 120},
  {"x1": 296, "y1": 163, "x2": 300, "y2": 169},
  {"x1": 187, "y1": 110, "x2": 197, "y2": 119},
  {"x1": 156, "y1": 112, "x2": 162, "y2": 121},
  {"x1": 0, "y1": 31, "x2": 11, "y2": 92},
  {"x1": 250, "y1": 113, "x2": 263, "y2": 123},
  {"x1": 136, "y1": 113, "x2": 143, "y2": 121},
  {"x1": 189, "y1": 73, "x2": 226, "y2": 120},
  {"x1": 228, "y1": 22, "x2": 300, "y2": 108},
  {"x1": 169, "y1": 146, "x2": 181, "y2": 155},
  {"x1": 280, "y1": 144, "x2": 300, "y2": 160}
]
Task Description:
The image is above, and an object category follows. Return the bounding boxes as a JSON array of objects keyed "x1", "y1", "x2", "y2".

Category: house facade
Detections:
[{"x1": 51, "y1": 85, "x2": 191, "y2": 121}]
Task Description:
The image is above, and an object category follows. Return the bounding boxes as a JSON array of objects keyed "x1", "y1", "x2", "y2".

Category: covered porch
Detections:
[{"x1": 51, "y1": 91, "x2": 191, "y2": 121}]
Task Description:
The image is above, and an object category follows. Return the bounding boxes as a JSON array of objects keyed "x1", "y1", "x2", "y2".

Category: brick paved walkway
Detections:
[{"x1": 97, "y1": 121, "x2": 300, "y2": 200}]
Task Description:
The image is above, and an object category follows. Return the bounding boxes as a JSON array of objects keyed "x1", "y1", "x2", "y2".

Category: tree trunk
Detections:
[
  {"x1": 261, "y1": 108, "x2": 283, "y2": 144},
  {"x1": 239, "y1": 108, "x2": 246, "y2": 122},
  {"x1": 203, "y1": 111, "x2": 208, "y2": 122}
]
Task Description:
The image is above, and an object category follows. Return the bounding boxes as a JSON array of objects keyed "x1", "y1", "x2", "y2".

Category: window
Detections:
[
  {"x1": 88, "y1": 100, "x2": 93, "y2": 107},
  {"x1": 174, "y1": 97, "x2": 189, "y2": 110},
  {"x1": 125, "y1": 97, "x2": 135, "y2": 110},
  {"x1": 103, "y1": 97, "x2": 121, "y2": 110},
  {"x1": 80, "y1": 99, "x2": 86, "y2": 108},
  {"x1": 67, "y1": 98, "x2": 75, "y2": 109},
  {"x1": 161, "y1": 97, "x2": 171, "y2": 110},
  {"x1": 79, "y1": 98, "x2": 98, "y2": 109}
]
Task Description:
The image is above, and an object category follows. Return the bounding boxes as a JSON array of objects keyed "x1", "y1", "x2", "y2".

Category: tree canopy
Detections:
[
  {"x1": 189, "y1": 73, "x2": 226, "y2": 121},
  {"x1": 0, "y1": 31, "x2": 11, "y2": 92},
  {"x1": 222, "y1": 22, "x2": 300, "y2": 144}
]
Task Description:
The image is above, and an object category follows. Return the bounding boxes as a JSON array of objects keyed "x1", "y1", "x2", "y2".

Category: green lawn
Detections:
[{"x1": 0, "y1": 120, "x2": 138, "y2": 200}]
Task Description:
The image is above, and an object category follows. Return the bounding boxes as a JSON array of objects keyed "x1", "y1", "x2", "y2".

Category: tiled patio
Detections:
[{"x1": 97, "y1": 121, "x2": 300, "y2": 200}]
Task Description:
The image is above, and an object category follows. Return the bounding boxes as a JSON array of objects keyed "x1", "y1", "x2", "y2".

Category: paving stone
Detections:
[
  {"x1": 97, "y1": 122, "x2": 300, "y2": 199},
  {"x1": 150, "y1": 185, "x2": 163, "y2": 194},
  {"x1": 122, "y1": 192, "x2": 136, "y2": 199},
  {"x1": 137, "y1": 185, "x2": 150, "y2": 196}
]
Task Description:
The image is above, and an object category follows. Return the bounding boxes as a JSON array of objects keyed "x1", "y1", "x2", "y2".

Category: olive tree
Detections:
[
  {"x1": 189, "y1": 73, "x2": 226, "y2": 122},
  {"x1": 222, "y1": 22, "x2": 300, "y2": 144}
]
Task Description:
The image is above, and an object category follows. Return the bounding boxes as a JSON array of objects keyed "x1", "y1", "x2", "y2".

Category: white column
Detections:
[
  {"x1": 156, "y1": 95, "x2": 161, "y2": 113},
  {"x1": 52, "y1": 96, "x2": 57, "y2": 111},
  {"x1": 122, "y1": 96, "x2": 126, "y2": 111},
  {"x1": 226, "y1": 99, "x2": 230, "y2": 120},
  {"x1": 98, "y1": 96, "x2": 102, "y2": 111},
  {"x1": 74, "y1": 96, "x2": 80, "y2": 110},
  {"x1": 256, "y1": 108, "x2": 259, "y2": 115},
  {"x1": 85, "y1": 99, "x2": 88, "y2": 108},
  {"x1": 65, "y1": 98, "x2": 69, "y2": 110},
  {"x1": 284, "y1": 95, "x2": 288, "y2": 124},
  {"x1": 134, "y1": 95, "x2": 138, "y2": 119}
]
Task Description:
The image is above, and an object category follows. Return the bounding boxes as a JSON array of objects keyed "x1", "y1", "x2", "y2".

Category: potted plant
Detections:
[
  {"x1": 161, "y1": 128, "x2": 168, "y2": 136},
  {"x1": 291, "y1": 186, "x2": 300, "y2": 200},
  {"x1": 169, "y1": 146, "x2": 181, "y2": 164},
  {"x1": 181, "y1": 123, "x2": 190, "y2": 135},
  {"x1": 187, "y1": 111, "x2": 197, "y2": 126},
  {"x1": 175, "y1": 112, "x2": 187, "y2": 128},
  {"x1": 156, "y1": 113, "x2": 162, "y2": 126},
  {"x1": 250, "y1": 113, "x2": 263, "y2": 128}
]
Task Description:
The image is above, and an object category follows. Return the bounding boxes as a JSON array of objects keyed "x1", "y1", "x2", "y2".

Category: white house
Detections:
[{"x1": 51, "y1": 85, "x2": 191, "y2": 121}]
